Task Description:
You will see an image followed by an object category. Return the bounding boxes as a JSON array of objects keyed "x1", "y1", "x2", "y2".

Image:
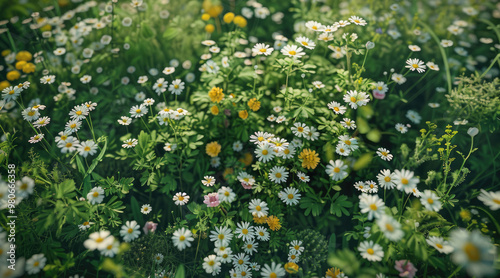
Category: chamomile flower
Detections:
[
  {"x1": 255, "y1": 227, "x2": 270, "y2": 241},
  {"x1": 377, "y1": 169, "x2": 396, "y2": 189},
  {"x1": 218, "y1": 247, "x2": 233, "y2": 263},
  {"x1": 202, "y1": 176, "x2": 216, "y2": 187},
  {"x1": 218, "y1": 186, "x2": 236, "y2": 203},
  {"x1": 359, "y1": 193, "x2": 385, "y2": 220},
  {"x1": 153, "y1": 253, "x2": 164, "y2": 264},
  {"x1": 33, "y1": 116, "x2": 50, "y2": 128},
  {"x1": 252, "y1": 43, "x2": 274, "y2": 56},
  {"x1": 281, "y1": 45, "x2": 305, "y2": 58},
  {"x1": 120, "y1": 220, "x2": 141, "y2": 242},
  {"x1": 349, "y1": 16, "x2": 367, "y2": 26},
  {"x1": 304, "y1": 126, "x2": 320, "y2": 141},
  {"x1": 288, "y1": 253, "x2": 300, "y2": 263},
  {"x1": 202, "y1": 255, "x2": 221, "y2": 276},
  {"x1": 168, "y1": 79, "x2": 185, "y2": 95},
  {"x1": 173, "y1": 192, "x2": 190, "y2": 205},
  {"x1": 408, "y1": 45, "x2": 421, "y2": 51},
  {"x1": 250, "y1": 131, "x2": 272, "y2": 145},
  {"x1": 477, "y1": 189, "x2": 500, "y2": 211},
  {"x1": 279, "y1": 187, "x2": 301, "y2": 206},
  {"x1": 366, "y1": 180, "x2": 379, "y2": 194},
  {"x1": 270, "y1": 137, "x2": 289, "y2": 152},
  {"x1": 15, "y1": 177, "x2": 35, "y2": 198},
  {"x1": 210, "y1": 226, "x2": 233, "y2": 246},
  {"x1": 118, "y1": 116, "x2": 132, "y2": 126},
  {"x1": 391, "y1": 73, "x2": 407, "y2": 84},
  {"x1": 358, "y1": 241, "x2": 384, "y2": 262},
  {"x1": 232, "y1": 253, "x2": 251, "y2": 269},
  {"x1": 426, "y1": 62, "x2": 440, "y2": 71},
  {"x1": 343, "y1": 90, "x2": 370, "y2": 109},
  {"x1": 393, "y1": 169, "x2": 419, "y2": 194},
  {"x1": 297, "y1": 172, "x2": 310, "y2": 182},
  {"x1": 153, "y1": 78, "x2": 168, "y2": 94},
  {"x1": 420, "y1": 190, "x2": 442, "y2": 212},
  {"x1": 243, "y1": 239, "x2": 258, "y2": 255},
  {"x1": 249, "y1": 199, "x2": 269, "y2": 217},
  {"x1": 78, "y1": 221, "x2": 92, "y2": 231},
  {"x1": 354, "y1": 181, "x2": 368, "y2": 193},
  {"x1": 305, "y1": 20, "x2": 323, "y2": 31},
  {"x1": 22, "y1": 107, "x2": 40, "y2": 122},
  {"x1": 291, "y1": 122, "x2": 309, "y2": 138},
  {"x1": 255, "y1": 143, "x2": 275, "y2": 163},
  {"x1": 335, "y1": 144, "x2": 351, "y2": 156},
  {"x1": 78, "y1": 140, "x2": 98, "y2": 157},
  {"x1": 338, "y1": 135, "x2": 359, "y2": 151},
  {"x1": 84, "y1": 230, "x2": 114, "y2": 251},
  {"x1": 406, "y1": 110, "x2": 421, "y2": 124},
  {"x1": 328, "y1": 101, "x2": 347, "y2": 114},
  {"x1": 233, "y1": 141, "x2": 243, "y2": 152},
  {"x1": 269, "y1": 166, "x2": 288, "y2": 184},
  {"x1": 235, "y1": 222, "x2": 255, "y2": 242},
  {"x1": 261, "y1": 262, "x2": 286, "y2": 278},
  {"x1": 40, "y1": 75, "x2": 56, "y2": 84},
  {"x1": 449, "y1": 229, "x2": 496, "y2": 277},
  {"x1": 326, "y1": 159, "x2": 348, "y2": 181},
  {"x1": 172, "y1": 227, "x2": 194, "y2": 251},
  {"x1": 405, "y1": 58, "x2": 426, "y2": 73},
  {"x1": 395, "y1": 123, "x2": 408, "y2": 133},
  {"x1": 122, "y1": 138, "x2": 138, "y2": 148},
  {"x1": 289, "y1": 240, "x2": 304, "y2": 255},
  {"x1": 29, "y1": 133, "x2": 44, "y2": 144},
  {"x1": 376, "y1": 148, "x2": 393, "y2": 161},
  {"x1": 295, "y1": 36, "x2": 315, "y2": 50},
  {"x1": 377, "y1": 215, "x2": 404, "y2": 241},
  {"x1": 130, "y1": 104, "x2": 147, "y2": 118},
  {"x1": 141, "y1": 204, "x2": 152, "y2": 214},
  {"x1": 426, "y1": 236, "x2": 454, "y2": 254},
  {"x1": 87, "y1": 186, "x2": 105, "y2": 204},
  {"x1": 2, "y1": 86, "x2": 21, "y2": 102},
  {"x1": 26, "y1": 254, "x2": 46, "y2": 274}
]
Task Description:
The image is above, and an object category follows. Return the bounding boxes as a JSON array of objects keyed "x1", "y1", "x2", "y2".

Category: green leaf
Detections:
[
  {"x1": 130, "y1": 196, "x2": 144, "y2": 225},
  {"x1": 174, "y1": 264, "x2": 186, "y2": 278}
]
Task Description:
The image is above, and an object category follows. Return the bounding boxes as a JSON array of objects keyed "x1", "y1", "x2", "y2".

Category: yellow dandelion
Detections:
[
  {"x1": 247, "y1": 98, "x2": 261, "y2": 111},
  {"x1": 298, "y1": 148, "x2": 320, "y2": 170},
  {"x1": 206, "y1": 141, "x2": 221, "y2": 157},
  {"x1": 208, "y1": 87, "x2": 224, "y2": 103},
  {"x1": 267, "y1": 215, "x2": 281, "y2": 231}
]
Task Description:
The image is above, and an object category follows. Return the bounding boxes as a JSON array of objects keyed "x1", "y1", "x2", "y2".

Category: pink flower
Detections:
[
  {"x1": 241, "y1": 182, "x2": 253, "y2": 189},
  {"x1": 373, "y1": 91, "x2": 386, "y2": 99},
  {"x1": 203, "y1": 192, "x2": 220, "y2": 207},
  {"x1": 143, "y1": 221, "x2": 158, "y2": 235},
  {"x1": 395, "y1": 260, "x2": 417, "y2": 278}
]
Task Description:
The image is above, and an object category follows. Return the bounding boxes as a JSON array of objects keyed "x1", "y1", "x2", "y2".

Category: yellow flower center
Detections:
[
  {"x1": 334, "y1": 107, "x2": 339, "y2": 111},
  {"x1": 238, "y1": 259, "x2": 244, "y2": 265},
  {"x1": 385, "y1": 223, "x2": 394, "y2": 232},
  {"x1": 302, "y1": 41, "x2": 308, "y2": 46},
  {"x1": 493, "y1": 199, "x2": 500, "y2": 204},
  {"x1": 291, "y1": 255, "x2": 296, "y2": 259},
  {"x1": 294, "y1": 245, "x2": 300, "y2": 250},
  {"x1": 84, "y1": 146, "x2": 91, "y2": 151},
  {"x1": 262, "y1": 150, "x2": 268, "y2": 155},
  {"x1": 242, "y1": 229, "x2": 248, "y2": 235},
  {"x1": 260, "y1": 48, "x2": 267, "y2": 53},
  {"x1": 257, "y1": 136, "x2": 264, "y2": 141},
  {"x1": 256, "y1": 205, "x2": 261, "y2": 211},
  {"x1": 370, "y1": 204, "x2": 377, "y2": 210},
  {"x1": 464, "y1": 243, "x2": 480, "y2": 262},
  {"x1": 96, "y1": 237, "x2": 103, "y2": 243},
  {"x1": 70, "y1": 124, "x2": 77, "y2": 128},
  {"x1": 179, "y1": 235, "x2": 185, "y2": 241},
  {"x1": 241, "y1": 271, "x2": 247, "y2": 276},
  {"x1": 218, "y1": 234, "x2": 224, "y2": 240},
  {"x1": 9, "y1": 90, "x2": 14, "y2": 95},
  {"x1": 384, "y1": 177, "x2": 391, "y2": 182},
  {"x1": 334, "y1": 167, "x2": 340, "y2": 173},
  {"x1": 288, "y1": 194, "x2": 294, "y2": 199},
  {"x1": 224, "y1": 191, "x2": 230, "y2": 196},
  {"x1": 107, "y1": 245, "x2": 113, "y2": 250},
  {"x1": 223, "y1": 254, "x2": 228, "y2": 258},
  {"x1": 367, "y1": 248, "x2": 374, "y2": 255},
  {"x1": 350, "y1": 96, "x2": 357, "y2": 102},
  {"x1": 284, "y1": 149, "x2": 290, "y2": 154},
  {"x1": 312, "y1": 26, "x2": 318, "y2": 30},
  {"x1": 135, "y1": 109, "x2": 141, "y2": 113},
  {"x1": 412, "y1": 64, "x2": 419, "y2": 68},
  {"x1": 345, "y1": 140, "x2": 351, "y2": 145},
  {"x1": 20, "y1": 183, "x2": 27, "y2": 190},
  {"x1": 381, "y1": 152, "x2": 388, "y2": 156},
  {"x1": 247, "y1": 244, "x2": 252, "y2": 249},
  {"x1": 127, "y1": 228, "x2": 133, "y2": 233},
  {"x1": 427, "y1": 198, "x2": 434, "y2": 204},
  {"x1": 259, "y1": 232, "x2": 264, "y2": 236},
  {"x1": 275, "y1": 173, "x2": 282, "y2": 178},
  {"x1": 289, "y1": 50, "x2": 296, "y2": 55},
  {"x1": 435, "y1": 243, "x2": 443, "y2": 249},
  {"x1": 34, "y1": 262, "x2": 39, "y2": 267},
  {"x1": 401, "y1": 178, "x2": 409, "y2": 185},
  {"x1": 83, "y1": 221, "x2": 89, "y2": 225},
  {"x1": 28, "y1": 111, "x2": 35, "y2": 116},
  {"x1": 208, "y1": 261, "x2": 214, "y2": 266},
  {"x1": 174, "y1": 85, "x2": 179, "y2": 89},
  {"x1": 93, "y1": 192, "x2": 99, "y2": 197},
  {"x1": 76, "y1": 111, "x2": 82, "y2": 115}
]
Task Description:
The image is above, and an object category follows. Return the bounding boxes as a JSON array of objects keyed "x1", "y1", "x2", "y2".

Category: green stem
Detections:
[{"x1": 420, "y1": 21, "x2": 452, "y2": 94}]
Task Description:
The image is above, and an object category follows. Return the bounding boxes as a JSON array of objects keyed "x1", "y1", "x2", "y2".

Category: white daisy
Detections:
[
  {"x1": 325, "y1": 159, "x2": 348, "y2": 181},
  {"x1": 87, "y1": 186, "x2": 105, "y2": 204},
  {"x1": 120, "y1": 220, "x2": 141, "y2": 242},
  {"x1": 278, "y1": 187, "x2": 301, "y2": 206},
  {"x1": 173, "y1": 192, "x2": 190, "y2": 205},
  {"x1": 172, "y1": 227, "x2": 194, "y2": 251},
  {"x1": 358, "y1": 241, "x2": 384, "y2": 262},
  {"x1": 426, "y1": 236, "x2": 454, "y2": 254},
  {"x1": 269, "y1": 166, "x2": 288, "y2": 184},
  {"x1": 376, "y1": 148, "x2": 393, "y2": 161},
  {"x1": 249, "y1": 199, "x2": 269, "y2": 218},
  {"x1": 420, "y1": 190, "x2": 442, "y2": 212},
  {"x1": 141, "y1": 204, "x2": 152, "y2": 214},
  {"x1": 359, "y1": 193, "x2": 385, "y2": 220}
]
